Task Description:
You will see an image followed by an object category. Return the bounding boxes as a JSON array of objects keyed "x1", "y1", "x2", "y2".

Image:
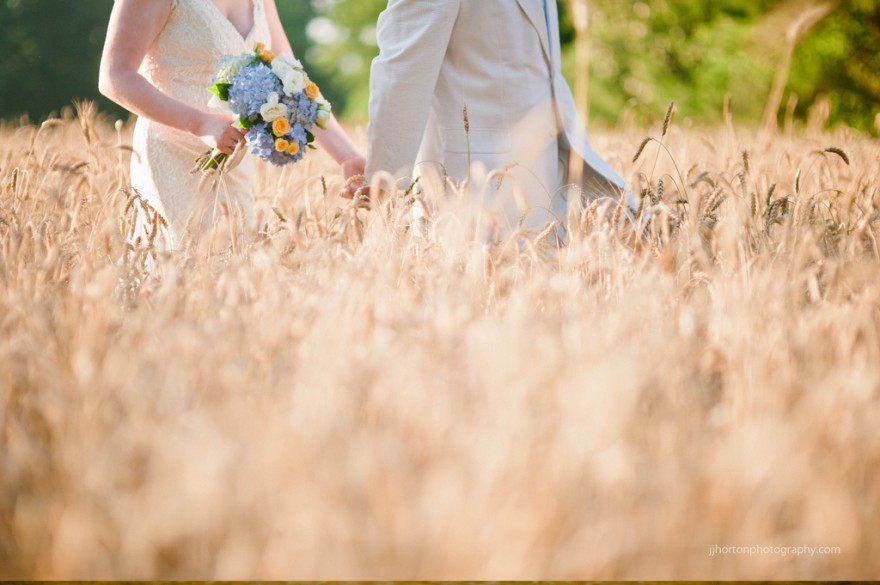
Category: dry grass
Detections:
[{"x1": 1, "y1": 103, "x2": 879, "y2": 579}]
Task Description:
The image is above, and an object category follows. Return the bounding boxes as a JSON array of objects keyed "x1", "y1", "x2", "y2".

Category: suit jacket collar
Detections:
[{"x1": 514, "y1": 0, "x2": 553, "y2": 68}]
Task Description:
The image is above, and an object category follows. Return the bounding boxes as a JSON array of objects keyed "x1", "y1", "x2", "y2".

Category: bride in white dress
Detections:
[{"x1": 99, "y1": 0, "x2": 366, "y2": 249}]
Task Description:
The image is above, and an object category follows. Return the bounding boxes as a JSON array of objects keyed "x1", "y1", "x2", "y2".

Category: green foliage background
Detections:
[{"x1": 0, "y1": 0, "x2": 876, "y2": 133}]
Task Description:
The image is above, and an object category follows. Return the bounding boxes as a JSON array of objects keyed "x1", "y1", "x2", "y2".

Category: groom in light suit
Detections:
[{"x1": 365, "y1": 0, "x2": 634, "y2": 234}]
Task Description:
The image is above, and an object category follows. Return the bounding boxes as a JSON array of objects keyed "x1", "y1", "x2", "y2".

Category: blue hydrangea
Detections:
[
  {"x1": 283, "y1": 92, "x2": 318, "y2": 127},
  {"x1": 245, "y1": 124, "x2": 273, "y2": 157},
  {"x1": 267, "y1": 149, "x2": 292, "y2": 167},
  {"x1": 290, "y1": 123, "x2": 307, "y2": 145},
  {"x1": 228, "y1": 64, "x2": 282, "y2": 122}
]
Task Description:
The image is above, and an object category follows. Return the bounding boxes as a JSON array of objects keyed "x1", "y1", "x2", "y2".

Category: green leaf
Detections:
[{"x1": 208, "y1": 83, "x2": 231, "y2": 101}]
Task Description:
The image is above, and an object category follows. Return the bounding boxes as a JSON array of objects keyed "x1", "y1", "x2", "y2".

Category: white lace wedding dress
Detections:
[{"x1": 129, "y1": 0, "x2": 271, "y2": 250}]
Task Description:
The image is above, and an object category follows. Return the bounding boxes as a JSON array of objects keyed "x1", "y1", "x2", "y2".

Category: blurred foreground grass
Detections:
[{"x1": 0, "y1": 105, "x2": 878, "y2": 578}]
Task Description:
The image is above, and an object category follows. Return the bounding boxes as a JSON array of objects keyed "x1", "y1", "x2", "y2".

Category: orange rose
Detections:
[
  {"x1": 287, "y1": 142, "x2": 300, "y2": 156},
  {"x1": 272, "y1": 117, "x2": 291, "y2": 136},
  {"x1": 304, "y1": 82, "x2": 320, "y2": 100},
  {"x1": 255, "y1": 42, "x2": 275, "y2": 63},
  {"x1": 275, "y1": 139, "x2": 290, "y2": 152}
]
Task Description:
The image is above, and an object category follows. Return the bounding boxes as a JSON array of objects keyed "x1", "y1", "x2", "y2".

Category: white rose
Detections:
[
  {"x1": 259, "y1": 92, "x2": 288, "y2": 122},
  {"x1": 271, "y1": 55, "x2": 307, "y2": 96},
  {"x1": 274, "y1": 53, "x2": 304, "y2": 71},
  {"x1": 282, "y1": 70, "x2": 306, "y2": 95}
]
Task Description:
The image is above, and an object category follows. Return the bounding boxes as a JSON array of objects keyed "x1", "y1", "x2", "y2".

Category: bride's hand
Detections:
[
  {"x1": 196, "y1": 113, "x2": 247, "y2": 155},
  {"x1": 341, "y1": 155, "x2": 368, "y2": 199}
]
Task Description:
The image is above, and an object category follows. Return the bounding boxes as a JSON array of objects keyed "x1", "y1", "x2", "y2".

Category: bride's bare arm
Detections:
[
  {"x1": 98, "y1": 0, "x2": 245, "y2": 155},
  {"x1": 263, "y1": 0, "x2": 366, "y2": 191}
]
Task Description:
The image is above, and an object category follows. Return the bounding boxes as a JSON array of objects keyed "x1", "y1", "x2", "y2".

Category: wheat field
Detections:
[{"x1": 1, "y1": 102, "x2": 878, "y2": 579}]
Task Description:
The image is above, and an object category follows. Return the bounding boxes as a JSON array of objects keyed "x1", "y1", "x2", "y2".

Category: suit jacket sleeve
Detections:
[{"x1": 365, "y1": 0, "x2": 461, "y2": 181}]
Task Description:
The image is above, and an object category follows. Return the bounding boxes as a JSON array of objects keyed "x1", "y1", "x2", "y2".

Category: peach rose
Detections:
[
  {"x1": 255, "y1": 42, "x2": 275, "y2": 63},
  {"x1": 272, "y1": 117, "x2": 291, "y2": 137}
]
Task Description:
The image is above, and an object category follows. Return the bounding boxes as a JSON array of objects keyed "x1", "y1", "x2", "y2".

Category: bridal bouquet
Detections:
[{"x1": 198, "y1": 43, "x2": 331, "y2": 172}]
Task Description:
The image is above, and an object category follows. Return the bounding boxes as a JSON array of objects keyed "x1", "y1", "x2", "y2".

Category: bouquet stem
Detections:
[{"x1": 199, "y1": 149, "x2": 229, "y2": 173}]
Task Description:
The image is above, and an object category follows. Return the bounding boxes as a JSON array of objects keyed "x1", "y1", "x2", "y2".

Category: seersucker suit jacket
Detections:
[{"x1": 366, "y1": 0, "x2": 631, "y2": 230}]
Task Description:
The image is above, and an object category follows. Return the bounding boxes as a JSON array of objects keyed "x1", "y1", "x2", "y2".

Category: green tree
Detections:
[
  {"x1": 583, "y1": 0, "x2": 877, "y2": 133},
  {"x1": 583, "y1": 0, "x2": 784, "y2": 126},
  {"x1": 0, "y1": 0, "x2": 118, "y2": 120},
  {"x1": 309, "y1": 0, "x2": 385, "y2": 120},
  {"x1": 789, "y1": 0, "x2": 880, "y2": 134}
]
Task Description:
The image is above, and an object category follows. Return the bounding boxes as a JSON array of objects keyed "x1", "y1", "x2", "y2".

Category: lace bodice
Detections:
[{"x1": 139, "y1": 0, "x2": 272, "y2": 114}]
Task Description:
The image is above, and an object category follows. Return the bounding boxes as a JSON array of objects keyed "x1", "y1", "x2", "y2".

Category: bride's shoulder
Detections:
[{"x1": 113, "y1": 0, "x2": 174, "y2": 24}]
